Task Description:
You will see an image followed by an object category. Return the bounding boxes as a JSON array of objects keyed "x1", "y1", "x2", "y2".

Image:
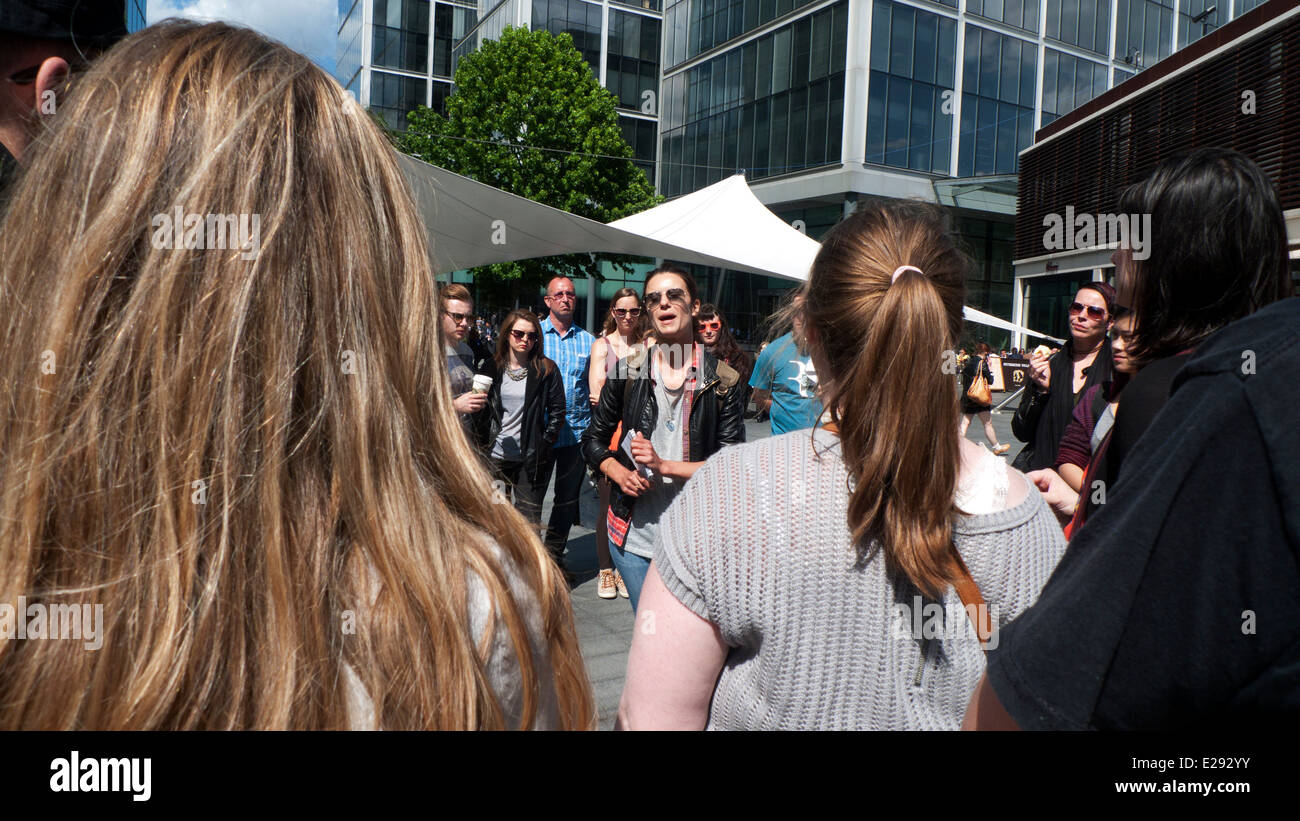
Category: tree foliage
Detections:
[{"x1": 398, "y1": 26, "x2": 660, "y2": 303}]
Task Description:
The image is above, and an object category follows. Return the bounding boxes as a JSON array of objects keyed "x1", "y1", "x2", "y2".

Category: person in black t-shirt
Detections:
[
  {"x1": 1024, "y1": 149, "x2": 1296, "y2": 530},
  {"x1": 965, "y1": 296, "x2": 1300, "y2": 729},
  {"x1": 965, "y1": 148, "x2": 1297, "y2": 730}
]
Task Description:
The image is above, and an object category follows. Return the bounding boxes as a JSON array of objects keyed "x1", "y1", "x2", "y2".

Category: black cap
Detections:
[{"x1": 0, "y1": 1, "x2": 128, "y2": 48}]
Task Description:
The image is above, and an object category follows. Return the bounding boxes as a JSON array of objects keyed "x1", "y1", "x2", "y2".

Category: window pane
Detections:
[
  {"x1": 910, "y1": 84, "x2": 934, "y2": 171},
  {"x1": 885, "y1": 75, "x2": 910, "y2": 166},
  {"x1": 938, "y1": 17, "x2": 957, "y2": 87},
  {"x1": 1000, "y1": 37, "x2": 1020, "y2": 104},
  {"x1": 773, "y1": 28, "x2": 792, "y2": 94},
  {"x1": 913, "y1": 14, "x2": 936, "y2": 84},
  {"x1": 867, "y1": 70, "x2": 886, "y2": 162},
  {"x1": 890, "y1": 4, "x2": 915, "y2": 78},
  {"x1": 979, "y1": 28, "x2": 999, "y2": 98},
  {"x1": 871, "y1": 0, "x2": 891, "y2": 72}
]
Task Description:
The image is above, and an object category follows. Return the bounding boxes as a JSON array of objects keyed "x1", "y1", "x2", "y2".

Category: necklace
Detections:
[{"x1": 506, "y1": 366, "x2": 527, "y2": 381}]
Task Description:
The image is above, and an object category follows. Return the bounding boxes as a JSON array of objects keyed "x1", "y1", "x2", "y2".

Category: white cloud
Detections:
[{"x1": 149, "y1": 0, "x2": 337, "y2": 74}]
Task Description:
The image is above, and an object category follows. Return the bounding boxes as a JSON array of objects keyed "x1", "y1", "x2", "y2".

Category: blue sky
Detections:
[{"x1": 149, "y1": 0, "x2": 337, "y2": 75}]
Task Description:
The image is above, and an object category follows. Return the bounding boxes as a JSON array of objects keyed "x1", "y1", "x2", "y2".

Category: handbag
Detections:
[{"x1": 966, "y1": 359, "x2": 992, "y2": 406}]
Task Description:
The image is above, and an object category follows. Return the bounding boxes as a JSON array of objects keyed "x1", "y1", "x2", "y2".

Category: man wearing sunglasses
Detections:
[
  {"x1": 538, "y1": 276, "x2": 596, "y2": 572},
  {"x1": 441, "y1": 284, "x2": 491, "y2": 444},
  {"x1": 1010, "y1": 283, "x2": 1115, "y2": 471},
  {"x1": 0, "y1": 1, "x2": 126, "y2": 173}
]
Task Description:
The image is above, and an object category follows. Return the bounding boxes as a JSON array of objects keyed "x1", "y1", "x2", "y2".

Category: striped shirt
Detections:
[{"x1": 541, "y1": 316, "x2": 595, "y2": 447}]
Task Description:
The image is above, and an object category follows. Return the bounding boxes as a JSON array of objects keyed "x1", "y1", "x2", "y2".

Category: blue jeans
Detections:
[{"x1": 608, "y1": 538, "x2": 652, "y2": 612}]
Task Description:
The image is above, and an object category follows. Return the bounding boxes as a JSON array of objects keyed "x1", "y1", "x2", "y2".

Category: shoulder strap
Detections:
[{"x1": 953, "y1": 555, "x2": 994, "y2": 652}]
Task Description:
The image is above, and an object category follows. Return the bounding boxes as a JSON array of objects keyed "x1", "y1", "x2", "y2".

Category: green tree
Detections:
[{"x1": 399, "y1": 26, "x2": 660, "y2": 304}]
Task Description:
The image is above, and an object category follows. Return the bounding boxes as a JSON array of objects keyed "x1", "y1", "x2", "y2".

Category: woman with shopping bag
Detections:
[{"x1": 961, "y1": 343, "x2": 1010, "y2": 455}]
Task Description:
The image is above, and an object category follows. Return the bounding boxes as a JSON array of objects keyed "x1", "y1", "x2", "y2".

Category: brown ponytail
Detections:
[{"x1": 805, "y1": 201, "x2": 969, "y2": 599}]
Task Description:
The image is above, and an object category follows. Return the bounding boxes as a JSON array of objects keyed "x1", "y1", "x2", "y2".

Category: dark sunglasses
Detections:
[
  {"x1": 1068, "y1": 302, "x2": 1107, "y2": 320},
  {"x1": 644, "y1": 288, "x2": 688, "y2": 306},
  {"x1": 510, "y1": 328, "x2": 538, "y2": 342},
  {"x1": 612, "y1": 307, "x2": 641, "y2": 318},
  {"x1": 696, "y1": 320, "x2": 721, "y2": 331},
  {"x1": 443, "y1": 310, "x2": 472, "y2": 325},
  {"x1": 6, "y1": 65, "x2": 42, "y2": 86}
]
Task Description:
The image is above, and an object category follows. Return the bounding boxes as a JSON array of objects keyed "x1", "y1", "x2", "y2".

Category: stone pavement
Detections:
[{"x1": 541, "y1": 404, "x2": 1021, "y2": 729}]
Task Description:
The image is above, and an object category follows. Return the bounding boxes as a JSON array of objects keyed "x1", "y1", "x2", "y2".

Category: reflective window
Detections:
[
  {"x1": 1039, "y1": 47, "x2": 1108, "y2": 122},
  {"x1": 865, "y1": 0, "x2": 956, "y2": 175},
  {"x1": 433, "y1": 2, "x2": 477, "y2": 78},
  {"x1": 1046, "y1": 0, "x2": 1109, "y2": 55},
  {"x1": 659, "y1": 2, "x2": 847, "y2": 195},
  {"x1": 372, "y1": 0, "x2": 430, "y2": 73},
  {"x1": 1115, "y1": 0, "x2": 1175, "y2": 66},
  {"x1": 370, "y1": 71, "x2": 427, "y2": 131},
  {"x1": 968, "y1": 0, "x2": 1038, "y2": 33},
  {"x1": 958, "y1": 25, "x2": 1036, "y2": 175}
]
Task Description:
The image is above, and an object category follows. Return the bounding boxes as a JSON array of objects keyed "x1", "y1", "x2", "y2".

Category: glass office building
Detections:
[
  {"x1": 651, "y1": 0, "x2": 1265, "y2": 344},
  {"x1": 338, "y1": 0, "x2": 480, "y2": 132},
  {"x1": 1012, "y1": 0, "x2": 1300, "y2": 351},
  {"x1": 339, "y1": 0, "x2": 1262, "y2": 342}
]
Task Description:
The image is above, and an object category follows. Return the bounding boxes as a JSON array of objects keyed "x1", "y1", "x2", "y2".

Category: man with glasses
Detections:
[
  {"x1": 1, "y1": 1, "x2": 126, "y2": 180},
  {"x1": 441, "y1": 284, "x2": 488, "y2": 442},
  {"x1": 1010, "y1": 283, "x2": 1116, "y2": 471},
  {"x1": 538, "y1": 276, "x2": 595, "y2": 573}
]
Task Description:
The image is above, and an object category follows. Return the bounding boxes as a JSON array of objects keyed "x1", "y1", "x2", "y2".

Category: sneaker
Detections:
[
  {"x1": 614, "y1": 570, "x2": 629, "y2": 599},
  {"x1": 597, "y1": 569, "x2": 618, "y2": 599},
  {"x1": 992, "y1": 443, "x2": 1011, "y2": 456}
]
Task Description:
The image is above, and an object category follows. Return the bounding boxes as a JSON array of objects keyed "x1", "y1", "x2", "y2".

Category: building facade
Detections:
[
  {"x1": 338, "y1": 0, "x2": 481, "y2": 131},
  {"x1": 339, "y1": 0, "x2": 1281, "y2": 343},
  {"x1": 1011, "y1": 0, "x2": 1300, "y2": 350}
]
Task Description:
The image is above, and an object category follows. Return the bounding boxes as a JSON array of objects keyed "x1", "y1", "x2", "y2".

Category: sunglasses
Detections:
[
  {"x1": 1068, "y1": 302, "x2": 1107, "y2": 320},
  {"x1": 443, "y1": 310, "x2": 472, "y2": 326},
  {"x1": 696, "y1": 320, "x2": 721, "y2": 331},
  {"x1": 612, "y1": 307, "x2": 641, "y2": 318},
  {"x1": 547, "y1": 291, "x2": 576, "y2": 300},
  {"x1": 6, "y1": 65, "x2": 41, "y2": 86},
  {"x1": 510, "y1": 329, "x2": 538, "y2": 342},
  {"x1": 644, "y1": 288, "x2": 688, "y2": 306}
]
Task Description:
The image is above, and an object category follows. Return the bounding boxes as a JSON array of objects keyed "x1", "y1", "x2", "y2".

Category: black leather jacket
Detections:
[
  {"x1": 480, "y1": 358, "x2": 566, "y2": 478},
  {"x1": 581, "y1": 345, "x2": 746, "y2": 526}
]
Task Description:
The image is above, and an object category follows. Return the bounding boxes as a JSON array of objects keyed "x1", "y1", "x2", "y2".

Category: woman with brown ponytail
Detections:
[
  {"x1": 0, "y1": 21, "x2": 593, "y2": 730},
  {"x1": 617, "y1": 200, "x2": 1066, "y2": 730}
]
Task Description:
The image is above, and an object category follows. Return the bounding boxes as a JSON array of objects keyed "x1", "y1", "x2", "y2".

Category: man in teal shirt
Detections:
[{"x1": 749, "y1": 327, "x2": 824, "y2": 435}]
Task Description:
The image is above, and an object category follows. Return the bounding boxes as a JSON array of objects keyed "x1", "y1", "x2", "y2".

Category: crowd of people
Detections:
[{"x1": 0, "y1": 9, "x2": 1295, "y2": 731}]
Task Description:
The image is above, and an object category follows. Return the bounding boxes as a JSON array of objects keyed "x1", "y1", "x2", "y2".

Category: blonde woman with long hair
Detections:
[
  {"x1": 0, "y1": 20, "x2": 593, "y2": 730},
  {"x1": 618, "y1": 201, "x2": 1066, "y2": 730}
]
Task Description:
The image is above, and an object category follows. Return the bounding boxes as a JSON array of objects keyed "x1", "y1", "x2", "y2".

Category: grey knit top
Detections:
[{"x1": 654, "y1": 428, "x2": 1067, "y2": 730}]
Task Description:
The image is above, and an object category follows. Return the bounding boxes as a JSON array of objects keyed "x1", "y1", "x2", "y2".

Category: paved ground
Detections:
[{"x1": 542, "y1": 401, "x2": 1022, "y2": 729}]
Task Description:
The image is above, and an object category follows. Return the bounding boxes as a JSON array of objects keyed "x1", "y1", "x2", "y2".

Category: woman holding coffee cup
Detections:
[{"x1": 483, "y1": 310, "x2": 567, "y2": 533}]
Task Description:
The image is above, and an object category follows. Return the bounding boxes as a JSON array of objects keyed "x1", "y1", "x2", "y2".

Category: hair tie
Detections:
[{"x1": 891, "y1": 265, "x2": 924, "y2": 284}]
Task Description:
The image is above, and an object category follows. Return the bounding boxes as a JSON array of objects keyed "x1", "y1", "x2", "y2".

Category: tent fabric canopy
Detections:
[{"x1": 398, "y1": 152, "x2": 1060, "y2": 342}]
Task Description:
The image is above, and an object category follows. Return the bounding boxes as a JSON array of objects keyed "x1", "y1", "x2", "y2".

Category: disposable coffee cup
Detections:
[{"x1": 471, "y1": 374, "x2": 493, "y2": 394}]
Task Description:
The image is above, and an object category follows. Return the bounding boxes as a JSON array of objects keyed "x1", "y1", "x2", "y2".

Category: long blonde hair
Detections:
[
  {"x1": 802, "y1": 200, "x2": 969, "y2": 599},
  {"x1": 0, "y1": 20, "x2": 593, "y2": 729}
]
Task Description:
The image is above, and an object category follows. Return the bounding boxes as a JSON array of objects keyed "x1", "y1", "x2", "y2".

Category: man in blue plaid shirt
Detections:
[{"x1": 539, "y1": 276, "x2": 595, "y2": 573}]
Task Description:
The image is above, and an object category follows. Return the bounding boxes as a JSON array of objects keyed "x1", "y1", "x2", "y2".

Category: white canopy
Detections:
[{"x1": 397, "y1": 153, "x2": 1061, "y2": 341}]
